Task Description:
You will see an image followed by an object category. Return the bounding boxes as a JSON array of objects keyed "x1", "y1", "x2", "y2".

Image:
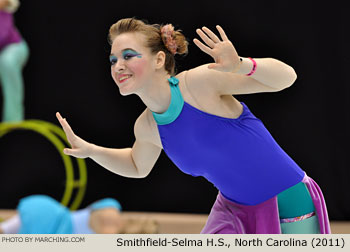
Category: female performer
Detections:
[
  {"x1": 0, "y1": 0, "x2": 29, "y2": 122},
  {"x1": 56, "y1": 18, "x2": 330, "y2": 234}
]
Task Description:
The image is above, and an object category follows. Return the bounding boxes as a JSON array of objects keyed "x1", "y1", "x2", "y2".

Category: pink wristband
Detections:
[{"x1": 246, "y1": 57, "x2": 257, "y2": 76}]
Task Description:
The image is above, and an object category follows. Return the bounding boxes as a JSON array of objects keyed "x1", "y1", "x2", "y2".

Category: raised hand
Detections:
[
  {"x1": 193, "y1": 25, "x2": 241, "y2": 72},
  {"x1": 56, "y1": 112, "x2": 93, "y2": 158}
]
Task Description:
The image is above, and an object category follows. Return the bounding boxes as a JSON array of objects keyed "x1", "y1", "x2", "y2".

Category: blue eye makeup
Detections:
[
  {"x1": 109, "y1": 55, "x2": 118, "y2": 65},
  {"x1": 109, "y1": 49, "x2": 142, "y2": 65},
  {"x1": 122, "y1": 49, "x2": 142, "y2": 60}
]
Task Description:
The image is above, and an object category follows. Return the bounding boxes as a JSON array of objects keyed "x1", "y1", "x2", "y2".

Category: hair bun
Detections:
[{"x1": 160, "y1": 24, "x2": 177, "y2": 55}]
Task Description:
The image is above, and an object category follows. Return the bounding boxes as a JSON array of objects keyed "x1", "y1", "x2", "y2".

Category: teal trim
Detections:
[
  {"x1": 152, "y1": 76, "x2": 184, "y2": 125},
  {"x1": 277, "y1": 181, "x2": 315, "y2": 218},
  {"x1": 281, "y1": 215, "x2": 320, "y2": 234}
]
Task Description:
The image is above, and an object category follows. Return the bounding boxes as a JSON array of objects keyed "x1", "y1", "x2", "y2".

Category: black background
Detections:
[{"x1": 0, "y1": 0, "x2": 348, "y2": 220}]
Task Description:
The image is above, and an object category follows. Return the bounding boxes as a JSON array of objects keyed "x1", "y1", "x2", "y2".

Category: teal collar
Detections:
[{"x1": 151, "y1": 76, "x2": 184, "y2": 125}]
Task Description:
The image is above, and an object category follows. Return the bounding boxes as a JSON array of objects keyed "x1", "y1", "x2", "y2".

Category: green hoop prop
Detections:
[{"x1": 0, "y1": 120, "x2": 87, "y2": 210}]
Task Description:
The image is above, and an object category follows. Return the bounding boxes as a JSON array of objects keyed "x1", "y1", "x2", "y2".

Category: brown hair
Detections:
[{"x1": 108, "y1": 18, "x2": 188, "y2": 75}]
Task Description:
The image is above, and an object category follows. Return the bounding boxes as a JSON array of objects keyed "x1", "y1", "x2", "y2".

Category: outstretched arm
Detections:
[
  {"x1": 191, "y1": 25, "x2": 297, "y2": 95},
  {"x1": 56, "y1": 111, "x2": 161, "y2": 178}
]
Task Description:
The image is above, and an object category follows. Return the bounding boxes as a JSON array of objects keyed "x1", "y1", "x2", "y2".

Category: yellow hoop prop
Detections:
[{"x1": 0, "y1": 120, "x2": 87, "y2": 210}]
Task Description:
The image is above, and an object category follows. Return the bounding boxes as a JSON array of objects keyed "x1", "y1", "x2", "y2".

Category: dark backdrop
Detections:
[{"x1": 0, "y1": 0, "x2": 348, "y2": 220}]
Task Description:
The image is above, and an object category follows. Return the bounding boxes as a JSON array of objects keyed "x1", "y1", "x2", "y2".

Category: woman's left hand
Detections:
[{"x1": 193, "y1": 25, "x2": 241, "y2": 72}]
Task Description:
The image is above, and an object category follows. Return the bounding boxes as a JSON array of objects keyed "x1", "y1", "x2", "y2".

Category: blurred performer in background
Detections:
[
  {"x1": 0, "y1": 195, "x2": 123, "y2": 234},
  {"x1": 0, "y1": 0, "x2": 29, "y2": 122}
]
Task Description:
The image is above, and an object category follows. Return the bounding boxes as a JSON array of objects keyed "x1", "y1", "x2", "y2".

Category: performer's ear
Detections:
[{"x1": 154, "y1": 51, "x2": 166, "y2": 70}]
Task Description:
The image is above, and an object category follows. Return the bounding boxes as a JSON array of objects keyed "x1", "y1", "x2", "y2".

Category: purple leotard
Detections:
[
  {"x1": 0, "y1": 10, "x2": 21, "y2": 51},
  {"x1": 152, "y1": 77, "x2": 305, "y2": 205}
]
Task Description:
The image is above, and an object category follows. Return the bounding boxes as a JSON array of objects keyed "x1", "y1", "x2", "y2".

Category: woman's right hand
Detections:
[{"x1": 56, "y1": 112, "x2": 94, "y2": 158}]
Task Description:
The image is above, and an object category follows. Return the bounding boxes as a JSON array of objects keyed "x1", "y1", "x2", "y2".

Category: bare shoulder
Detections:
[
  {"x1": 178, "y1": 64, "x2": 220, "y2": 95},
  {"x1": 176, "y1": 66, "x2": 222, "y2": 108},
  {"x1": 134, "y1": 109, "x2": 162, "y2": 148},
  {"x1": 177, "y1": 67, "x2": 243, "y2": 119},
  {"x1": 177, "y1": 64, "x2": 240, "y2": 98}
]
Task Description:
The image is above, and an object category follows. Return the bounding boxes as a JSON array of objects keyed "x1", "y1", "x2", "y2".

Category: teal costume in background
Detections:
[
  {"x1": 18, "y1": 195, "x2": 72, "y2": 234},
  {"x1": 17, "y1": 195, "x2": 121, "y2": 234}
]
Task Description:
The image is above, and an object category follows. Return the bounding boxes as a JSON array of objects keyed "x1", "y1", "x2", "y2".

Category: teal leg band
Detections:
[
  {"x1": 280, "y1": 215, "x2": 320, "y2": 234},
  {"x1": 277, "y1": 181, "x2": 320, "y2": 234}
]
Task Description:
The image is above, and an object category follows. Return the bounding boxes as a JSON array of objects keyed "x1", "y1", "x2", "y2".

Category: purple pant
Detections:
[{"x1": 201, "y1": 174, "x2": 331, "y2": 234}]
